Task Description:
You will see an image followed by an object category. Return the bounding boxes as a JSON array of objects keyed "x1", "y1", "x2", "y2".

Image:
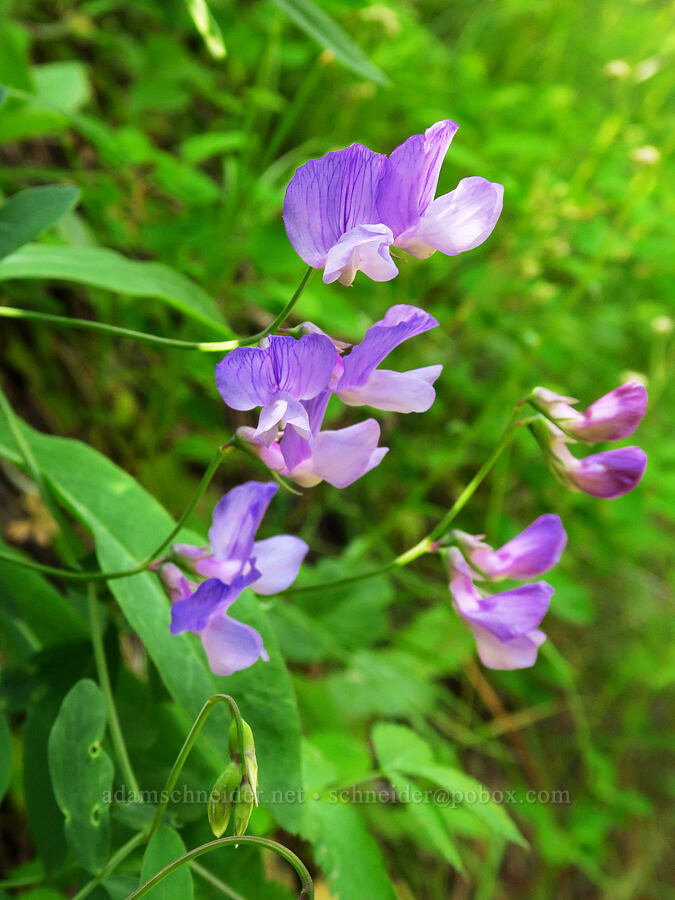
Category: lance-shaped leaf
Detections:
[
  {"x1": 48, "y1": 679, "x2": 114, "y2": 872},
  {"x1": 0, "y1": 185, "x2": 80, "y2": 261}
]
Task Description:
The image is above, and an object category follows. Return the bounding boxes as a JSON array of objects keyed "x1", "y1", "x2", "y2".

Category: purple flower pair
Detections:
[
  {"x1": 160, "y1": 481, "x2": 307, "y2": 676},
  {"x1": 217, "y1": 304, "x2": 442, "y2": 488},
  {"x1": 448, "y1": 515, "x2": 567, "y2": 669},
  {"x1": 283, "y1": 120, "x2": 503, "y2": 285},
  {"x1": 529, "y1": 382, "x2": 648, "y2": 499}
]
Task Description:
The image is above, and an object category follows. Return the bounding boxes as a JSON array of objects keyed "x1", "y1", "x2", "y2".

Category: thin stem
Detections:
[
  {"x1": 285, "y1": 407, "x2": 523, "y2": 595},
  {"x1": 124, "y1": 836, "x2": 313, "y2": 900},
  {"x1": 148, "y1": 694, "x2": 246, "y2": 840},
  {"x1": 72, "y1": 832, "x2": 146, "y2": 900},
  {"x1": 0, "y1": 443, "x2": 230, "y2": 582},
  {"x1": 0, "y1": 266, "x2": 314, "y2": 353},
  {"x1": 88, "y1": 583, "x2": 140, "y2": 794}
]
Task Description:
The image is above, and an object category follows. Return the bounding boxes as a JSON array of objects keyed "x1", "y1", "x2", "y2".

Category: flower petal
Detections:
[
  {"x1": 376, "y1": 119, "x2": 459, "y2": 238},
  {"x1": 469, "y1": 514, "x2": 567, "y2": 580},
  {"x1": 170, "y1": 577, "x2": 235, "y2": 635},
  {"x1": 289, "y1": 419, "x2": 388, "y2": 488},
  {"x1": 251, "y1": 535, "x2": 309, "y2": 594},
  {"x1": 323, "y1": 223, "x2": 397, "y2": 286},
  {"x1": 455, "y1": 581, "x2": 553, "y2": 642},
  {"x1": 283, "y1": 143, "x2": 386, "y2": 267},
  {"x1": 397, "y1": 176, "x2": 503, "y2": 258},
  {"x1": 568, "y1": 446, "x2": 647, "y2": 498},
  {"x1": 470, "y1": 624, "x2": 546, "y2": 670},
  {"x1": 200, "y1": 613, "x2": 269, "y2": 676},
  {"x1": 339, "y1": 304, "x2": 439, "y2": 390},
  {"x1": 338, "y1": 364, "x2": 442, "y2": 413},
  {"x1": 216, "y1": 334, "x2": 336, "y2": 412},
  {"x1": 573, "y1": 382, "x2": 648, "y2": 442},
  {"x1": 209, "y1": 481, "x2": 278, "y2": 564}
]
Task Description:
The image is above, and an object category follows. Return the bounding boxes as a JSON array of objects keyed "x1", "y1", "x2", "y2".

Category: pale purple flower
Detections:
[
  {"x1": 531, "y1": 417, "x2": 647, "y2": 499},
  {"x1": 162, "y1": 481, "x2": 308, "y2": 675},
  {"x1": 448, "y1": 548, "x2": 553, "y2": 670},
  {"x1": 284, "y1": 120, "x2": 503, "y2": 285},
  {"x1": 215, "y1": 334, "x2": 337, "y2": 445},
  {"x1": 453, "y1": 514, "x2": 567, "y2": 581},
  {"x1": 335, "y1": 304, "x2": 443, "y2": 413},
  {"x1": 237, "y1": 392, "x2": 388, "y2": 488},
  {"x1": 531, "y1": 382, "x2": 648, "y2": 443}
]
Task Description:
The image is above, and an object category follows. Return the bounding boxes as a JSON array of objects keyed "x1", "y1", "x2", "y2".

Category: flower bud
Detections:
[
  {"x1": 233, "y1": 781, "x2": 255, "y2": 837},
  {"x1": 229, "y1": 718, "x2": 258, "y2": 804},
  {"x1": 530, "y1": 382, "x2": 647, "y2": 443},
  {"x1": 208, "y1": 761, "x2": 242, "y2": 838}
]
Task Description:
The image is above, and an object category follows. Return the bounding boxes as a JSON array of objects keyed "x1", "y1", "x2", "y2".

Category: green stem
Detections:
[
  {"x1": 88, "y1": 583, "x2": 140, "y2": 794},
  {"x1": 286, "y1": 407, "x2": 523, "y2": 595},
  {"x1": 148, "y1": 694, "x2": 246, "y2": 840},
  {"x1": 72, "y1": 832, "x2": 146, "y2": 900},
  {"x1": 0, "y1": 266, "x2": 314, "y2": 352},
  {"x1": 0, "y1": 443, "x2": 229, "y2": 582},
  {"x1": 124, "y1": 836, "x2": 313, "y2": 900}
]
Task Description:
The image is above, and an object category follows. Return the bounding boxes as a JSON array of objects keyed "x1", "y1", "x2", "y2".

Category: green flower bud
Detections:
[
  {"x1": 228, "y1": 717, "x2": 259, "y2": 804},
  {"x1": 208, "y1": 761, "x2": 242, "y2": 838},
  {"x1": 233, "y1": 781, "x2": 255, "y2": 837}
]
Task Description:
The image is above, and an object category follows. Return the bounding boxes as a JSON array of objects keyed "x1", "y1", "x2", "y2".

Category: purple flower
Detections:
[
  {"x1": 453, "y1": 514, "x2": 567, "y2": 581},
  {"x1": 215, "y1": 334, "x2": 337, "y2": 445},
  {"x1": 531, "y1": 382, "x2": 648, "y2": 443},
  {"x1": 531, "y1": 417, "x2": 647, "y2": 499},
  {"x1": 448, "y1": 548, "x2": 552, "y2": 670},
  {"x1": 237, "y1": 392, "x2": 388, "y2": 489},
  {"x1": 336, "y1": 304, "x2": 443, "y2": 413},
  {"x1": 162, "y1": 482, "x2": 308, "y2": 675},
  {"x1": 284, "y1": 121, "x2": 503, "y2": 285}
]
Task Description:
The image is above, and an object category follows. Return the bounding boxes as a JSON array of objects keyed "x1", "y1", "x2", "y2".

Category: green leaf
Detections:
[
  {"x1": 32, "y1": 62, "x2": 90, "y2": 113},
  {"x1": 0, "y1": 244, "x2": 230, "y2": 333},
  {"x1": 385, "y1": 770, "x2": 464, "y2": 871},
  {"x1": 414, "y1": 763, "x2": 527, "y2": 847},
  {"x1": 301, "y1": 740, "x2": 396, "y2": 898},
  {"x1": 0, "y1": 86, "x2": 7, "y2": 109},
  {"x1": 186, "y1": 0, "x2": 227, "y2": 59},
  {"x1": 0, "y1": 186, "x2": 80, "y2": 262},
  {"x1": 0, "y1": 416, "x2": 303, "y2": 832},
  {"x1": 0, "y1": 538, "x2": 88, "y2": 647},
  {"x1": 47, "y1": 679, "x2": 114, "y2": 872},
  {"x1": 271, "y1": 0, "x2": 388, "y2": 85},
  {"x1": 0, "y1": 712, "x2": 12, "y2": 803},
  {"x1": 23, "y1": 699, "x2": 68, "y2": 872},
  {"x1": 140, "y1": 826, "x2": 193, "y2": 900},
  {"x1": 371, "y1": 722, "x2": 434, "y2": 773}
]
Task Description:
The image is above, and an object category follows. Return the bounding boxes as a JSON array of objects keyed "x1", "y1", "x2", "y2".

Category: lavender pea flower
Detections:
[
  {"x1": 453, "y1": 513, "x2": 567, "y2": 581},
  {"x1": 448, "y1": 549, "x2": 553, "y2": 670},
  {"x1": 215, "y1": 334, "x2": 337, "y2": 445},
  {"x1": 162, "y1": 481, "x2": 308, "y2": 675},
  {"x1": 284, "y1": 120, "x2": 503, "y2": 285},
  {"x1": 530, "y1": 382, "x2": 647, "y2": 443},
  {"x1": 336, "y1": 304, "x2": 443, "y2": 413},
  {"x1": 531, "y1": 417, "x2": 647, "y2": 499}
]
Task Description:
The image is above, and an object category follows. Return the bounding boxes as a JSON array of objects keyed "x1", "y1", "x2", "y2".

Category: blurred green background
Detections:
[{"x1": 0, "y1": 0, "x2": 673, "y2": 897}]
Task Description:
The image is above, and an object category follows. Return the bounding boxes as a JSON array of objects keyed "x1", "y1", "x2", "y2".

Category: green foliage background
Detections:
[{"x1": 0, "y1": 0, "x2": 673, "y2": 897}]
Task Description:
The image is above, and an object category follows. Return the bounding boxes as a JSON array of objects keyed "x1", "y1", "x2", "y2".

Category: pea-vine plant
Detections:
[{"x1": 0, "y1": 117, "x2": 648, "y2": 900}]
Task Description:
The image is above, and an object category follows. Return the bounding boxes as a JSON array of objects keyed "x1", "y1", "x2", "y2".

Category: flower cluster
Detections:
[
  {"x1": 155, "y1": 120, "x2": 649, "y2": 679},
  {"x1": 528, "y1": 382, "x2": 648, "y2": 499},
  {"x1": 218, "y1": 304, "x2": 442, "y2": 488},
  {"x1": 283, "y1": 120, "x2": 503, "y2": 285},
  {"x1": 447, "y1": 515, "x2": 567, "y2": 669}
]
